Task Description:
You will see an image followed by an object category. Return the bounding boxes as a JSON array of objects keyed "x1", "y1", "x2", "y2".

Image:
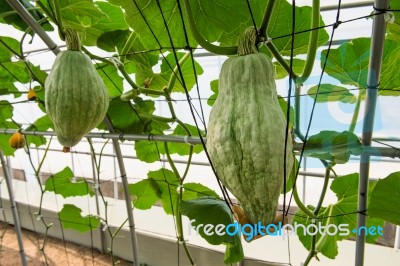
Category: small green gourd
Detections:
[
  {"x1": 45, "y1": 29, "x2": 109, "y2": 149},
  {"x1": 206, "y1": 27, "x2": 294, "y2": 225}
]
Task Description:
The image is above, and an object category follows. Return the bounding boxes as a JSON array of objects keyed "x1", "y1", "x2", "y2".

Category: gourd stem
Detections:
[
  {"x1": 259, "y1": 0, "x2": 276, "y2": 38},
  {"x1": 237, "y1": 27, "x2": 258, "y2": 56},
  {"x1": 314, "y1": 166, "x2": 331, "y2": 214},
  {"x1": 182, "y1": 0, "x2": 237, "y2": 55},
  {"x1": 303, "y1": 166, "x2": 332, "y2": 266},
  {"x1": 294, "y1": 84, "x2": 305, "y2": 141},
  {"x1": 293, "y1": 185, "x2": 314, "y2": 218},
  {"x1": 135, "y1": 111, "x2": 175, "y2": 123},
  {"x1": 266, "y1": 41, "x2": 298, "y2": 79},
  {"x1": 298, "y1": 0, "x2": 320, "y2": 84},
  {"x1": 64, "y1": 28, "x2": 81, "y2": 51},
  {"x1": 348, "y1": 91, "x2": 363, "y2": 133},
  {"x1": 167, "y1": 52, "x2": 192, "y2": 94}
]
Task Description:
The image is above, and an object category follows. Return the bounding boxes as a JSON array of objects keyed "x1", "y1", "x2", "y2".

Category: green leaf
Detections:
[
  {"x1": 59, "y1": 204, "x2": 100, "y2": 232},
  {"x1": 0, "y1": 100, "x2": 13, "y2": 121},
  {"x1": 303, "y1": 131, "x2": 363, "y2": 164},
  {"x1": 147, "y1": 169, "x2": 179, "y2": 215},
  {"x1": 387, "y1": 1, "x2": 400, "y2": 43},
  {"x1": 369, "y1": 172, "x2": 400, "y2": 225},
  {"x1": 322, "y1": 37, "x2": 400, "y2": 95},
  {"x1": 181, "y1": 196, "x2": 235, "y2": 245},
  {"x1": 308, "y1": 84, "x2": 356, "y2": 103},
  {"x1": 0, "y1": 61, "x2": 31, "y2": 83},
  {"x1": 0, "y1": 0, "x2": 52, "y2": 32},
  {"x1": 134, "y1": 141, "x2": 165, "y2": 163},
  {"x1": 96, "y1": 63, "x2": 123, "y2": 97},
  {"x1": 108, "y1": 0, "x2": 196, "y2": 49},
  {"x1": 166, "y1": 123, "x2": 204, "y2": 155},
  {"x1": 159, "y1": 52, "x2": 203, "y2": 93},
  {"x1": 293, "y1": 173, "x2": 384, "y2": 259},
  {"x1": 322, "y1": 38, "x2": 370, "y2": 88},
  {"x1": 181, "y1": 196, "x2": 244, "y2": 263},
  {"x1": 129, "y1": 179, "x2": 162, "y2": 210},
  {"x1": 224, "y1": 237, "x2": 244, "y2": 264},
  {"x1": 53, "y1": 0, "x2": 128, "y2": 46},
  {"x1": 105, "y1": 98, "x2": 151, "y2": 134},
  {"x1": 274, "y1": 59, "x2": 305, "y2": 80},
  {"x1": 44, "y1": 167, "x2": 94, "y2": 198},
  {"x1": 0, "y1": 36, "x2": 20, "y2": 62},
  {"x1": 379, "y1": 39, "x2": 400, "y2": 95},
  {"x1": 207, "y1": 79, "x2": 218, "y2": 107},
  {"x1": 25, "y1": 115, "x2": 53, "y2": 148},
  {"x1": 182, "y1": 183, "x2": 219, "y2": 199}
]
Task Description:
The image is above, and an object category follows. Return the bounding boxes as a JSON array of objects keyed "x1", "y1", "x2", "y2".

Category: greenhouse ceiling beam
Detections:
[
  {"x1": 1, "y1": 128, "x2": 399, "y2": 159},
  {"x1": 356, "y1": 0, "x2": 389, "y2": 266},
  {"x1": 5, "y1": 3, "x2": 140, "y2": 265},
  {"x1": 4, "y1": 0, "x2": 60, "y2": 55},
  {"x1": 0, "y1": 151, "x2": 27, "y2": 266}
]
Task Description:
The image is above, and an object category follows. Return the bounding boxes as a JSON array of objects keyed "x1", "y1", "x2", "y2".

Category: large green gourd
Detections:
[
  {"x1": 206, "y1": 27, "x2": 294, "y2": 225},
  {"x1": 45, "y1": 29, "x2": 109, "y2": 148}
]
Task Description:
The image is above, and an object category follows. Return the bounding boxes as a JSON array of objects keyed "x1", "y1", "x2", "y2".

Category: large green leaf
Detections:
[
  {"x1": 308, "y1": 84, "x2": 357, "y2": 103},
  {"x1": 44, "y1": 167, "x2": 94, "y2": 198},
  {"x1": 321, "y1": 38, "x2": 370, "y2": 88},
  {"x1": 303, "y1": 131, "x2": 363, "y2": 164},
  {"x1": 135, "y1": 123, "x2": 204, "y2": 163},
  {"x1": 129, "y1": 179, "x2": 162, "y2": 210},
  {"x1": 0, "y1": 61, "x2": 31, "y2": 83},
  {"x1": 95, "y1": 63, "x2": 124, "y2": 97},
  {"x1": 267, "y1": 0, "x2": 328, "y2": 56},
  {"x1": 49, "y1": 0, "x2": 128, "y2": 46},
  {"x1": 0, "y1": 0, "x2": 53, "y2": 32},
  {"x1": 109, "y1": 0, "x2": 196, "y2": 49},
  {"x1": 322, "y1": 37, "x2": 400, "y2": 95},
  {"x1": 0, "y1": 36, "x2": 20, "y2": 62},
  {"x1": 181, "y1": 196, "x2": 244, "y2": 263},
  {"x1": 105, "y1": 98, "x2": 153, "y2": 134},
  {"x1": 369, "y1": 172, "x2": 400, "y2": 225},
  {"x1": 293, "y1": 173, "x2": 384, "y2": 259},
  {"x1": 387, "y1": 1, "x2": 400, "y2": 43},
  {"x1": 59, "y1": 204, "x2": 100, "y2": 232}
]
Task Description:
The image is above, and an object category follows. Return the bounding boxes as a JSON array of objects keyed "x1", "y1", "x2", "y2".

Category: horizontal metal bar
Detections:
[
  {"x1": 2, "y1": 128, "x2": 399, "y2": 159},
  {"x1": 321, "y1": 0, "x2": 373, "y2": 11}
]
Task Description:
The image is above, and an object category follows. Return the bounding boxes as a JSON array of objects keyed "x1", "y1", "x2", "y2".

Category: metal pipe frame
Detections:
[
  {"x1": 0, "y1": 151, "x2": 27, "y2": 266},
  {"x1": 1, "y1": 128, "x2": 399, "y2": 159},
  {"x1": 356, "y1": 0, "x2": 389, "y2": 265}
]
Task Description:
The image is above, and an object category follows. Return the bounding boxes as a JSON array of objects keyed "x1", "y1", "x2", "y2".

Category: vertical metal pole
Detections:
[
  {"x1": 104, "y1": 118, "x2": 140, "y2": 265},
  {"x1": 89, "y1": 142, "x2": 105, "y2": 253},
  {"x1": 356, "y1": 1, "x2": 389, "y2": 265},
  {"x1": 0, "y1": 151, "x2": 27, "y2": 266}
]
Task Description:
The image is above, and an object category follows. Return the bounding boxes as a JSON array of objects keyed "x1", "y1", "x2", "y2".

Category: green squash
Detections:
[
  {"x1": 206, "y1": 27, "x2": 294, "y2": 225},
  {"x1": 45, "y1": 29, "x2": 109, "y2": 148}
]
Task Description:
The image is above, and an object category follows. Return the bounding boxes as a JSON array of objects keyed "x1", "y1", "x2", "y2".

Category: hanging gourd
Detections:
[
  {"x1": 9, "y1": 131, "x2": 25, "y2": 149},
  {"x1": 45, "y1": 29, "x2": 109, "y2": 149},
  {"x1": 206, "y1": 26, "x2": 294, "y2": 226}
]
